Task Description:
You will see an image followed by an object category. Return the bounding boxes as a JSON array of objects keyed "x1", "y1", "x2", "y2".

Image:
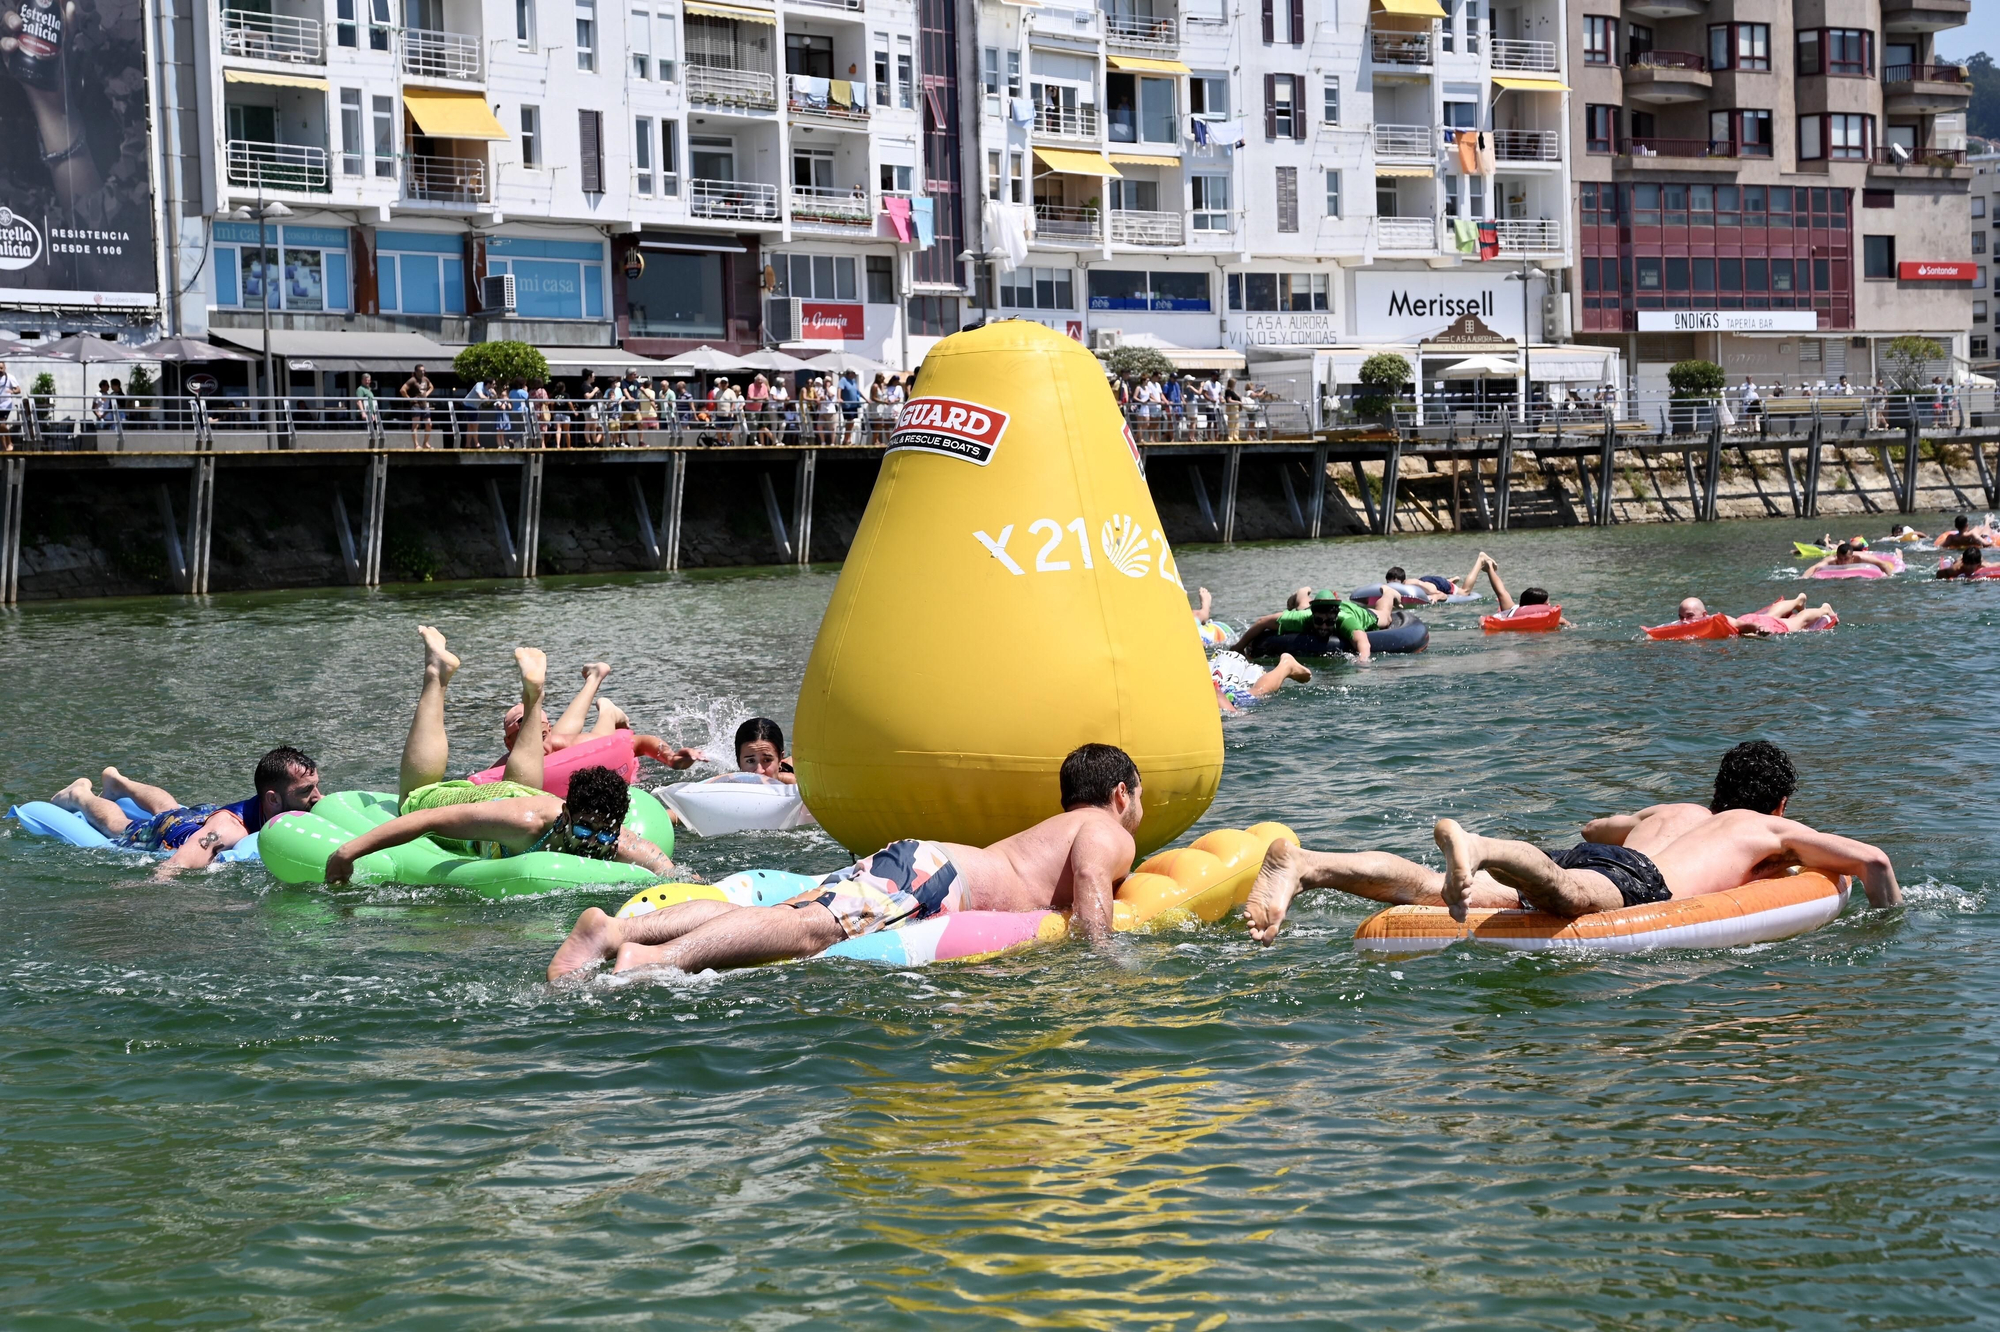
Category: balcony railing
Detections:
[
  {"x1": 691, "y1": 177, "x2": 780, "y2": 220},
  {"x1": 789, "y1": 184, "x2": 872, "y2": 227},
  {"x1": 1621, "y1": 137, "x2": 1742, "y2": 158},
  {"x1": 1108, "y1": 209, "x2": 1185, "y2": 245},
  {"x1": 401, "y1": 28, "x2": 481, "y2": 81},
  {"x1": 1032, "y1": 203, "x2": 1101, "y2": 242},
  {"x1": 1883, "y1": 63, "x2": 1968, "y2": 83},
  {"x1": 404, "y1": 153, "x2": 487, "y2": 203},
  {"x1": 791, "y1": 0, "x2": 862, "y2": 9},
  {"x1": 1374, "y1": 216, "x2": 1436, "y2": 250},
  {"x1": 1371, "y1": 28, "x2": 1433, "y2": 66},
  {"x1": 1104, "y1": 13, "x2": 1177, "y2": 53},
  {"x1": 1493, "y1": 218, "x2": 1560, "y2": 253},
  {"x1": 1493, "y1": 128, "x2": 1560, "y2": 161},
  {"x1": 786, "y1": 74, "x2": 870, "y2": 120},
  {"x1": 1373, "y1": 123, "x2": 1436, "y2": 161},
  {"x1": 225, "y1": 140, "x2": 328, "y2": 192},
  {"x1": 632, "y1": 166, "x2": 681, "y2": 198},
  {"x1": 1034, "y1": 103, "x2": 1102, "y2": 140},
  {"x1": 1871, "y1": 145, "x2": 1968, "y2": 166},
  {"x1": 1489, "y1": 38, "x2": 1557, "y2": 71},
  {"x1": 686, "y1": 61, "x2": 778, "y2": 109},
  {"x1": 220, "y1": 8, "x2": 325, "y2": 63},
  {"x1": 1627, "y1": 48, "x2": 1707, "y2": 70}
]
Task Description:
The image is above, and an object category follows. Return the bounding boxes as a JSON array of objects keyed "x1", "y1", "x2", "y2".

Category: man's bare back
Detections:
[
  {"x1": 1580, "y1": 802, "x2": 1714, "y2": 857},
  {"x1": 942, "y1": 806, "x2": 1137, "y2": 915}
]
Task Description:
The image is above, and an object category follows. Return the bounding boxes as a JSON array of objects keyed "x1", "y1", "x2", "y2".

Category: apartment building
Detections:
[
  {"x1": 958, "y1": 0, "x2": 1606, "y2": 402},
  {"x1": 1565, "y1": 0, "x2": 1975, "y2": 390},
  {"x1": 1969, "y1": 149, "x2": 1997, "y2": 372}
]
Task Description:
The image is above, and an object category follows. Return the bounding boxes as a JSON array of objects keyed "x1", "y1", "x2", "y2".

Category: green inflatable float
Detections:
[{"x1": 261, "y1": 789, "x2": 675, "y2": 899}]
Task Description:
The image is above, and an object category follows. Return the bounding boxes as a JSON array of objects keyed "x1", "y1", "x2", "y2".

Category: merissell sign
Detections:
[{"x1": 1353, "y1": 270, "x2": 1529, "y2": 342}]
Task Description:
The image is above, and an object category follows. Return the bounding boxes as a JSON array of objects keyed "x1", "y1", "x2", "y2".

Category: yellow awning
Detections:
[
  {"x1": 1493, "y1": 76, "x2": 1570, "y2": 92},
  {"x1": 1372, "y1": 0, "x2": 1448, "y2": 17},
  {"x1": 1034, "y1": 147, "x2": 1121, "y2": 177},
  {"x1": 1107, "y1": 55, "x2": 1193, "y2": 74},
  {"x1": 1109, "y1": 151, "x2": 1177, "y2": 165},
  {"x1": 403, "y1": 88, "x2": 510, "y2": 140},
  {"x1": 224, "y1": 68, "x2": 329, "y2": 91},
  {"x1": 1375, "y1": 165, "x2": 1435, "y2": 177},
  {"x1": 683, "y1": 0, "x2": 776, "y2": 21}
]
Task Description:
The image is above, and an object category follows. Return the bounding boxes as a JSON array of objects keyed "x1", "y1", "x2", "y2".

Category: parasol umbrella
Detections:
[
  {"x1": 735, "y1": 348, "x2": 815, "y2": 373},
  {"x1": 132, "y1": 337, "x2": 260, "y2": 363},
  {"x1": 29, "y1": 333, "x2": 157, "y2": 365},
  {"x1": 656, "y1": 345, "x2": 753, "y2": 375},
  {"x1": 1434, "y1": 354, "x2": 1521, "y2": 379},
  {"x1": 798, "y1": 349, "x2": 895, "y2": 378}
]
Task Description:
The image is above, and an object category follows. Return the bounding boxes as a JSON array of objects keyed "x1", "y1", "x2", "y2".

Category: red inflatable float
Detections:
[
  {"x1": 1643, "y1": 612, "x2": 1736, "y2": 641},
  {"x1": 467, "y1": 729, "x2": 640, "y2": 797},
  {"x1": 1482, "y1": 604, "x2": 1564, "y2": 633}
]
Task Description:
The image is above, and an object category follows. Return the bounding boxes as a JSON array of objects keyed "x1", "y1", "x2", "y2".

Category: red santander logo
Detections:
[{"x1": 889, "y1": 396, "x2": 1010, "y2": 466}]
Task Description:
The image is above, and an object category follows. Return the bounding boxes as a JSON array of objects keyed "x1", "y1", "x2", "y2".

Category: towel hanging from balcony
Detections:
[
  {"x1": 912, "y1": 196, "x2": 935, "y2": 249},
  {"x1": 1451, "y1": 217, "x2": 1479, "y2": 252},
  {"x1": 983, "y1": 199, "x2": 1029, "y2": 270},
  {"x1": 1009, "y1": 97, "x2": 1035, "y2": 126},
  {"x1": 883, "y1": 195, "x2": 913, "y2": 243},
  {"x1": 828, "y1": 78, "x2": 853, "y2": 108}
]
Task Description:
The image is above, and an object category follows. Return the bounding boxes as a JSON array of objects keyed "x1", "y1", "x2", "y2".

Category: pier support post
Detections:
[
  {"x1": 361, "y1": 452, "x2": 386, "y2": 587},
  {"x1": 758, "y1": 472, "x2": 793, "y2": 561},
  {"x1": 1701, "y1": 421, "x2": 1724, "y2": 521},
  {"x1": 1494, "y1": 420, "x2": 1514, "y2": 532},
  {"x1": 1973, "y1": 433, "x2": 1998, "y2": 507},
  {"x1": 1596, "y1": 417, "x2": 1618, "y2": 527},
  {"x1": 1378, "y1": 442, "x2": 1403, "y2": 535},
  {"x1": 0, "y1": 456, "x2": 22, "y2": 605},
  {"x1": 1900, "y1": 419, "x2": 1920, "y2": 515},
  {"x1": 630, "y1": 474, "x2": 661, "y2": 568},
  {"x1": 485, "y1": 478, "x2": 517, "y2": 574},
  {"x1": 1350, "y1": 460, "x2": 1378, "y2": 534},
  {"x1": 515, "y1": 454, "x2": 544, "y2": 577},
  {"x1": 661, "y1": 453, "x2": 686, "y2": 571},
  {"x1": 186, "y1": 456, "x2": 215, "y2": 594},
  {"x1": 794, "y1": 449, "x2": 817, "y2": 565},
  {"x1": 1779, "y1": 446, "x2": 1800, "y2": 515},
  {"x1": 1220, "y1": 446, "x2": 1241, "y2": 543},
  {"x1": 1803, "y1": 420, "x2": 1823, "y2": 517},
  {"x1": 1309, "y1": 446, "x2": 1327, "y2": 539}
]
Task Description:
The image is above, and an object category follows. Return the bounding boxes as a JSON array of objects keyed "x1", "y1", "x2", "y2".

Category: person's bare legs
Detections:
[
  {"x1": 1195, "y1": 586, "x2": 1213, "y2": 623},
  {"x1": 615, "y1": 902, "x2": 844, "y2": 973},
  {"x1": 549, "y1": 662, "x2": 611, "y2": 743},
  {"x1": 1776, "y1": 602, "x2": 1835, "y2": 630},
  {"x1": 1251, "y1": 653, "x2": 1312, "y2": 697},
  {"x1": 1756, "y1": 594, "x2": 1808, "y2": 619},
  {"x1": 1457, "y1": 551, "x2": 1495, "y2": 595},
  {"x1": 100, "y1": 768, "x2": 182, "y2": 815},
  {"x1": 398, "y1": 626, "x2": 462, "y2": 800},
  {"x1": 1245, "y1": 837, "x2": 1521, "y2": 943},
  {"x1": 50, "y1": 778, "x2": 137, "y2": 837},
  {"x1": 548, "y1": 899, "x2": 739, "y2": 979},
  {"x1": 1435, "y1": 818, "x2": 1623, "y2": 922},
  {"x1": 503, "y1": 649, "x2": 548, "y2": 790},
  {"x1": 590, "y1": 700, "x2": 629, "y2": 735}
]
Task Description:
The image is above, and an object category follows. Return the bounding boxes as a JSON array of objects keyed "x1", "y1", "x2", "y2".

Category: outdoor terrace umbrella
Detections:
[
  {"x1": 800, "y1": 350, "x2": 894, "y2": 378},
  {"x1": 132, "y1": 337, "x2": 260, "y2": 363},
  {"x1": 0, "y1": 338, "x2": 31, "y2": 358},
  {"x1": 1435, "y1": 354, "x2": 1520, "y2": 378},
  {"x1": 735, "y1": 349, "x2": 815, "y2": 374},
  {"x1": 31, "y1": 333, "x2": 156, "y2": 365},
  {"x1": 657, "y1": 345, "x2": 752, "y2": 375}
]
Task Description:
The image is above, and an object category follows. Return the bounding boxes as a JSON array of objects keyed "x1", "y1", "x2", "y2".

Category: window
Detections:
[
  {"x1": 635, "y1": 116, "x2": 654, "y2": 194},
  {"x1": 1322, "y1": 75, "x2": 1339, "y2": 124},
  {"x1": 1109, "y1": 178, "x2": 1158, "y2": 212},
  {"x1": 1323, "y1": 168, "x2": 1340, "y2": 217},
  {"x1": 785, "y1": 32, "x2": 833, "y2": 77},
  {"x1": 1266, "y1": 73, "x2": 1304, "y2": 139},
  {"x1": 484, "y1": 237, "x2": 606, "y2": 319},
  {"x1": 1974, "y1": 197, "x2": 1987, "y2": 218},
  {"x1": 875, "y1": 32, "x2": 891, "y2": 107},
  {"x1": 1276, "y1": 165, "x2": 1298, "y2": 232},
  {"x1": 1828, "y1": 114, "x2": 1868, "y2": 160},
  {"x1": 866, "y1": 254, "x2": 894, "y2": 304},
  {"x1": 1193, "y1": 173, "x2": 1231, "y2": 229},
  {"x1": 578, "y1": 109, "x2": 604, "y2": 193},
  {"x1": 1975, "y1": 336, "x2": 1990, "y2": 359},
  {"x1": 1977, "y1": 232, "x2": 1990, "y2": 255},
  {"x1": 1625, "y1": 22, "x2": 1651, "y2": 59},
  {"x1": 1827, "y1": 29, "x2": 1869, "y2": 75},
  {"x1": 574, "y1": 0, "x2": 594, "y2": 69},
  {"x1": 374, "y1": 232, "x2": 466, "y2": 316},
  {"x1": 774, "y1": 253, "x2": 858, "y2": 300},
  {"x1": 336, "y1": 0, "x2": 356, "y2": 47},
  {"x1": 1583, "y1": 15, "x2": 1613, "y2": 65},
  {"x1": 516, "y1": 0, "x2": 534, "y2": 48},
  {"x1": 1585, "y1": 104, "x2": 1617, "y2": 153},
  {"x1": 1974, "y1": 299, "x2": 1987, "y2": 323},
  {"x1": 1007, "y1": 50, "x2": 1021, "y2": 98},
  {"x1": 1708, "y1": 23, "x2": 1770, "y2": 71},
  {"x1": 1863, "y1": 188, "x2": 1894, "y2": 208},
  {"x1": 1863, "y1": 234, "x2": 1895, "y2": 279},
  {"x1": 1712, "y1": 109, "x2": 1772, "y2": 156},
  {"x1": 339, "y1": 89, "x2": 363, "y2": 176},
  {"x1": 1465, "y1": 0, "x2": 1479, "y2": 54},
  {"x1": 1007, "y1": 149, "x2": 1024, "y2": 203},
  {"x1": 661, "y1": 119, "x2": 679, "y2": 194},
  {"x1": 1237, "y1": 272, "x2": 1326, "y2": 311},
  {"x1": 628, "y1": 250, "x2": 723, "y2": 336},
  {"x1": 1799, "y1": 114, "x2": 1821, "y2": 161},
  {"x1": 997, "y1": 265, "x2": 1074, "y2": 310},
  {"x1": 520, "y1": 105, "x2": 540, "y2": 167},
  {"x1": 907, "y1": 296, "x2": 959, "y2": 337},
  {"x1": 987, "y1": 149, "x2": 1002, "y2": 200},
  {"x1": 1190, "y1": 73, "x2": 1228, "y2": 117},
  {"x1": 792, "y1": 146, "x2": 835, "y2": 192},
  {"x1": 372, "y1": 95, "x2": 395, "y2": 178},
  {"x1": 631, "y1": 7, "x2": 650, "y2": 76},
  {"x1": 1139, "y1": 76, "x2": 1175, "y2": 143},
  {"x1": 896, "y1": 36, "x2": 914, "y2": 109},
  {"x1": 1261, "y1": 0, "x2": 1303, "y2": 45},
  {"x1": 214, "y1": 222, "x2": 351, "y2": 313},
  {"x1": 1440, "y1": 0, "x2": 1454, "y2": 52},
  {"x1": 1087, "y1": 270, "x2": 1211, "y2": 311},
  {"x1": 368, "y1": 0, "x2": 390, "y2": 48},
  {"x1": 982, "y1": 46, "x2": 999, "y2": 100}
]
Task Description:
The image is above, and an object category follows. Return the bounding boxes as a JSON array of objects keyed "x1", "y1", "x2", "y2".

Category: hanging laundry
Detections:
[
  {"x1": 912, "y1": 195, "x2": 936, "y2": 248},
  {"x1": 1451, "y1": 216, "x2": 1479, "y2": 253},
  {"x1": 1477, "y1": 221, "x2": 1500, "y2": 260},
  {"x1": 984, "y1": 199, "x2": 1029, "y2": 270},
  {"x1": 1475, "y1": 130, "x2": 1497, "y2": 176},
  {"x1": 1192, "y1": 118, "x2": 1210, "y2": 147},
  {"x1": 1456, "y1": 133, "x2": 1479, "y2": 175},
  {"x1": 829, "y1": 78, "x2": 854, "y2": 109},
  {"x1": 1009, "y1": 97, "x2": 1035, "y2": 126},
  {"x1": 883, "y1": 194, "x2": 913, "y2": 243}
]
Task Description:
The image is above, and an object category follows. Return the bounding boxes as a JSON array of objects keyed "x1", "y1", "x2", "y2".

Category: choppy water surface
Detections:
[{"x1": 3, "y1": 516, "x2": 1997, "y2": 1329}]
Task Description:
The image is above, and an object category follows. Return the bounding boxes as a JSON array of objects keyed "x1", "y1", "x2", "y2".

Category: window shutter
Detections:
[
  {"x1": 1261, "y1": 0, "x2": 1274, "y2": 43},
  {"x1": 1276, "y1": 165, "x2": 1298, "y2": 232},
  {"x1": 1264, "y1": 72, "x2": 1277, "y2": 138},
  {"x1": 578, "y1": 109, "x2": 604, "y2": 193},
  {"x1": 1291, "y1": 75, "x2": 1306, "y2": 140},
  {"x1": 1289, "y1": 0, "x2": 1304, "y2": 45}
]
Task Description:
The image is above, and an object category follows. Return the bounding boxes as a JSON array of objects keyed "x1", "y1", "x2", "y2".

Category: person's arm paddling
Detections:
[{"x1": 325, "y1": 798, "x2": 553, "y2": 884}]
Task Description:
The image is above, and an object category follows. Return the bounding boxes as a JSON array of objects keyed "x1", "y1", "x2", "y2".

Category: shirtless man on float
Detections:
[
  {"x1": 548, "y1": 743, "x2": 1145, "y2": 978},
  {"x1": 1245, "y1": 740, "x2": 1898, "y2": 942}
]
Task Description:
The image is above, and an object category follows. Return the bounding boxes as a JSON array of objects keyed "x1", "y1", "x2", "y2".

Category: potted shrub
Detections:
[{"x1": 1667, "y1": 358, "x2": 1724, "y2": 433}]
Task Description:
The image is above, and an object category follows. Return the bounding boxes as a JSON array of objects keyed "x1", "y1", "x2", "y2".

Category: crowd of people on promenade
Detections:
[{"x1": 1724, "y1": 374, "x2": 1970, "y2": 431}]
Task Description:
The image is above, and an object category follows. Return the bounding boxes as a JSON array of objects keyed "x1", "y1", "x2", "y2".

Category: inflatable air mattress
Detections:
[
  {"x1": 1482, "y1": 604, "x2": 1563, "y2": 632},
  {"x1": 9, "y1": 798, "x2": 263, "y2": 863},
  {"x1": 1936, "y1": 559, "x2": 2000, "y2": 580},
  {"x1": 1352, "y1": 872, "x2": 1844, "y2": 954},
  {"x1": 1256, "y1": 611, "x2": 1430, "y2": 659},
  {"x1": 467, "y1": 730, "x2": 640, "y2": 798},
  {"x1": 260, "y1": 787, "x2": 674, "y2": 897},
  {"x1": 1809, "y1": 551, "x2": 1902, "y2": 579},
  {"x1": 657, "y1": 772, "x2": 817, "y2": 837},
  {"x1": 1642, "y1": 613, "x2": 1737, "y2": 641}
]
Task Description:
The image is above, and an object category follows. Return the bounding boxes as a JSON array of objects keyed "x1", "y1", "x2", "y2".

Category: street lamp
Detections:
[
  {"x1": 230, "y1": 193, "x2": 293, "y2": 420},
  {"x1": 1503, "y1": 259, "x2": 1539, "y2": 424}
]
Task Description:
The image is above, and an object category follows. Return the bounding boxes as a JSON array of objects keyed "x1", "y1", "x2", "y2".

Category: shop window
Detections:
[
  {"x1": 628, "y1": 248, "x2": 724, "y2": 336},
  {"x1": 1863, "y1": 234, "x2": 1895, "y2": 279},
  {"x1": 485, "y1": 238, "x2": 607, "y2": 320},
  {"x1": 215, "y1": 222, "x2": 350, "y2": 313},
  {"x1": 375, "y1": 231, "x2": 465, "y2": 316},
  {"x1": 1087, "y1": 269, "x2": 1211, "y2": 312}
]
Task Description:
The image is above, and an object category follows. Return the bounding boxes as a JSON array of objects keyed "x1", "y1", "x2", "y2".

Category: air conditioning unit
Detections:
[
  {"x1": 481, "y1": 273, "x2": 516, "y2": 314},
  {"x1": 764, "y1": 296, "x2": 804, "y2": 342},
  {"x1": 1092, "y1": 328, "x2": 1122, "y2": 352},
  {"x1": 1542, "y1": 291, "x2": 1572, "y2": 341}
]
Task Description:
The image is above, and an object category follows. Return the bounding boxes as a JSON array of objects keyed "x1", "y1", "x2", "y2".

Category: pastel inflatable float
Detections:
[
  {"x1": 8, "y1": 797, "x2": 263, "y2": 863},
  {"x1": 1937, "y1": 558, "x2": 2000, "y2": 580},
  {"x1": 794, "y1": 320, "x2": 1222, "y2": 859},
  {"x1": 1809, "y1": 551, "x2": 1902, "y2": 579},
  {"x1": 467, "y1": 730, "x2": 639, "y2": 798},
  {"x1": 1196, "y1": 619, "x2": 1235, "y2": 647},
  {"x1": 1352, "y1": 871, "x2": 1844, "y2": 954},
  {"x1": 260, "y1": 787, "x2": 674, "y2": 897},
  {"x1": 1734, "y1": 610, "x2": 1837, "y2": 635},
  {"x1": 657, "y1": 772, "x2": 817, "y2": 837},
  {"x1": 1482, "y1": 604, "x2": 1564, "y2": 633},
  {"x1": 610, "y1": 821, "x2": 1299, "y2": 967}
]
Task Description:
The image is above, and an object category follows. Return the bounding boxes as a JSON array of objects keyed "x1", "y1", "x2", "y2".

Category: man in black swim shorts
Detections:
[{"x1": 50, "y1": 748, "x2": 323, "y2": 871}]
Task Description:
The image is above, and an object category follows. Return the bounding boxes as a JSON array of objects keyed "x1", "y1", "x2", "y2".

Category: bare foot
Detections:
[
  {"x1": 1245, "y1": 839, "x2": 1304, "y2": 945},
  {"x1": 1278, "y1": 653, "x2": 1313, "y2": 684},
  {"x1": 548, "y1": 906, "x2": 620, "y2": 981},
  {"x1": 418, "y1": 625, "x2": 460, "y2": 687},
  {"x1": 100, "y1": 766, "x2": 133, "y2": 801},
  {"x1": 1434, "y1": 818, "x2": 1479, "y2": 923},
  {"x1": 614, "y1": 940, "x2": 677, "y2": 972},
  {"x1": 52, "y1": 777, "x2": 93, "y2": 811},
  {"x1": 514, "y1": 647, "x2": 548, "y2": 706},
  {"x1": 581, "y1": 661, "x2": 612, "y2": 685}
]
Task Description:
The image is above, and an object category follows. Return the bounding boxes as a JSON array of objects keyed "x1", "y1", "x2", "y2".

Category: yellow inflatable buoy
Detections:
[{"x1": 795, "y1": 320, "x2": 1224, "y2": 856}]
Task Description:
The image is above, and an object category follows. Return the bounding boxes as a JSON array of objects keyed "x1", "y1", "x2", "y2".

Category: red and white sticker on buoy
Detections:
[{"x1": 889, "y1": 396, "x2": 1010, "y2": 466}]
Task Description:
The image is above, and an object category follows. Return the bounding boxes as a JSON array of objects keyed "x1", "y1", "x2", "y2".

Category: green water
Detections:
[{"x1": 3, "y1": 516, "x2": 1996, "y2": 1329}]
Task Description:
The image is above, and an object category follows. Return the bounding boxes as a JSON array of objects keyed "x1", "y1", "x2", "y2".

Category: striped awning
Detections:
[
  {"x1": 1034, "y1": 147, "x2": 1121, "y2": 177},
  {"x1": 1375, "y1": 165, "x2": 1436, "y2": 177},
  {"x1": 1493, "y1": 76, "x2": 1570, "y2": 92},
  {"x1": 403, "y1": 88, "x2": 509, "y2": 140},
  {"x1": 1372, "y1": 0, "x2": 1448, "y2": 17},
  {"x1": 1107, "y1": 55, "x2": 1193, "y2": 74},
  {"x1": 683, "y1": 0, "x2": 775, "y2": 21},
  {"x1": 224, "y1": 68, "x2": 329, "y2": 90},
  {"x1": 1109, "y1": 151, "x2": 1178, "y2": 165}
]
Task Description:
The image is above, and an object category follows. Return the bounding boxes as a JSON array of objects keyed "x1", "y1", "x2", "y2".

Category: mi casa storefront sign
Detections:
[{"x1": 1353, "y1": 272, "x2": 1526, "y2": 342}]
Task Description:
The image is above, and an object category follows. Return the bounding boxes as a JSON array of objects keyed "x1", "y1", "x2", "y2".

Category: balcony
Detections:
[
  {"x1": 690, "y1": 178, "x2": 780, "y2": 221},
  {"x1": 1618, "y1": 137, "x2": 1745, "y2": 170},
  {"x1": 1374, "y1": 216, "x2": 1436, "y2": 250},
  {"x1": 1032, "y1": 203, "x2": 1101, "y2": 244},
  {"x1": 1624, "y1": 0, "x2": 1703, "y2": 18},
  {"x1": 401, "y1": 28, "x2": 481, "y2": 81},
  {"x1": 687, "y1": 61, "x2": 778, "y2": 110},
  {"x1": 1492, "y1": 128, "x2": 1560, "y2": 162},
  {"x1": 1108, "y1": 209, "x2": 1185, "y2": 246},
  {"x1": 1623, "y1": 50, "x2": 1712, "y2": 103},
  {"x1": 786, "y1": 74, "x2": 870, "y2": 122},
  {"x1": 632, "y1": 166, "x2": 681, "y2": 199},
  {"x1": 1104, "y1": 13, "x2": 1177, "y2": 55},
  {"x1": 1033, "y1": 103, "x2": 1102, "y2": 141},
  {"x1": 789, "y1": 184, "x2": 873, "y2": 229},
  {"x1": 790, "y1": 0, "x2": 862, "y2": 9},
  {"x1": 220, "y1": 8, "x2": 324, "y2": 64},
  {"x1": 1371, "y1": 28, "x2": 1433, "y2": 70},
  {"x1": 1882, "y1": 63, "x2": 1972, "y2": 114},
  {"x1": 1868, "y1": 144, "x2": 1974, "y2": 179},
  {"x1": 1493, "y1": 218, "x2": 1560, "y2": 254},
  {"x1": 1879, "y1": 0, "x2": 1970, "y2": 33},
  {"x1": 225, "y1": 140, "x2": 328, "y2": 193},
  {"x1": 404, "y1": 153, "x2": 487, "y2": 203},
  {"x1": 1489, "y1": 38, "x2": 1557, "y2": 72},
  {"x1": 1373, "y1": 123, "x2": 1436, "y2": 163}
]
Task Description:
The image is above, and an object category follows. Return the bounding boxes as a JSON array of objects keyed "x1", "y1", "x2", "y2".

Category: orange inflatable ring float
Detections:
[
  {"x1": 1482, "y1": 604, "x2": 1564, "y2": 633},
  {"x1": 1351, "y1": 871, "x2": 1844, "y2": 954}
]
